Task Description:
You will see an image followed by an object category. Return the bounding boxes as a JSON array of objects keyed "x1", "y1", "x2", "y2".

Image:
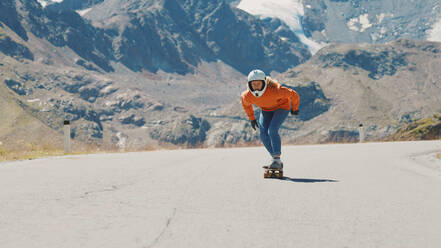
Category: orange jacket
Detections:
[{"x1": 241, "y1": 81, "x2": 300, "y2": 121}]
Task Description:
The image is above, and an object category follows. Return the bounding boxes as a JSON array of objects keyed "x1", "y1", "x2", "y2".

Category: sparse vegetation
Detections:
[
  {"x1": 437, "y1": 153, "x2": 441, "y2": 160},
  {"x1": 388, "y1": 114, "x2": 441, "y2": 141},
  {"x1": 0, "y1": 140, "x2": 161, "y2": 163},
  {"x1": 0, "y1": 141, "x2": 65, "y2": 162}
]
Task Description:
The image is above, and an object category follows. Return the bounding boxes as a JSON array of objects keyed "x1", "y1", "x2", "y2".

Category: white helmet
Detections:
[{"x1": 247, "y1": 69, "x2": 267, "y2": 97}]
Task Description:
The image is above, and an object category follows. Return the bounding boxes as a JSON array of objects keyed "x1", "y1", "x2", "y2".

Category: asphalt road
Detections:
[{"x1": 1, "y1": 141, "x2": 441, "y2": 248}]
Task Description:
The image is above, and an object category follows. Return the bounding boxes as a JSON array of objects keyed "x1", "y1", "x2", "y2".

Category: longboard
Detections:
[{"x1": 263, "y1": 165, "x2": 284, "y2": 179}]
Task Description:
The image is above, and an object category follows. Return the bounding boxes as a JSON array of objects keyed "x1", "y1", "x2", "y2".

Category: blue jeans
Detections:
[{"x1": 258, "y1": 109, "x2": 289, "y2": 156}]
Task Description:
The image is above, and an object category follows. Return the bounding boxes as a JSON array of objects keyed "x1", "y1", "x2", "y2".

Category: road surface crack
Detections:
[
  {"x1": 80, "y1": 185, "x2": 119, "y2": 198},
  {"x1": 145, "y1": 208, "x2": 177, "y2": 248}
]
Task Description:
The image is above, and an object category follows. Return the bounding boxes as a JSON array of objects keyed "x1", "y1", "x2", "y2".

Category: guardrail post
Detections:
[
  {"x1": 64, "y1": 120, "x2": 71, "y2": 153},
  {"x1": 359, "y1": 123, "x2": 365, "y2": 143}
]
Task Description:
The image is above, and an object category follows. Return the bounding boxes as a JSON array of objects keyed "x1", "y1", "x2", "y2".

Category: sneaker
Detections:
[
  {"x1": 269, "y1": 158, "x2": 283, "y2": 169},
  {"x1": 262, "y1": 159, "x2": 273, "y2": 169},
  {"x1": 263, "y1": 158, "x2": 284, "y2": 169}
]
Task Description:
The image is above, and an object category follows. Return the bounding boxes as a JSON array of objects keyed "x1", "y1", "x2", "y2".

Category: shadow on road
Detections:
[{"x1": 281, "y1": 177, "x2": 339, "y2": 183}]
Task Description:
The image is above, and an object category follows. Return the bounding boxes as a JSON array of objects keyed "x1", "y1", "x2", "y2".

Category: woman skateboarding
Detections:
[{"x1": 241, "y1": 69, "x2": 300, "y2": 170}]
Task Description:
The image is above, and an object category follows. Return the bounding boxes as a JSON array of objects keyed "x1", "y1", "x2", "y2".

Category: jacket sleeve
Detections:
[
  {"x1": 241, "y1": 93, "x2": 255, "y2": 121},
  {"x1": 282, "y1": 86, "x2": 300, "y2": 111}
]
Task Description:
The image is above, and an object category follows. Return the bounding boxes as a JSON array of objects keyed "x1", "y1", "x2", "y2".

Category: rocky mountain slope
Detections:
[
  {"x1": 281, "y1": 38, "x2": 441, "y2": 143},
  {"x1": 0, "y1": 0, "x2": 312, "y2": 150},
  {"x1": 34, "y1": 0, "x2": 441, "y2": 50},
  {"x1": 387, "y1": 114, "x2": 441, "y2": 141},
  {"x1": 0, "y1": 71, "x2": 64, "y2": 150},
  {"x1": 34, "y1": 0, "x2": 311, "y2": 74},
  {"x1": 234, "y1": 0, "x2": 441, "y2": 52},
  {"x1": 302, "y1": 0, "x2": 441, "y2": 44},
  {"x1": 41, "y1": 0, "x2": 104, "y2": 10}
]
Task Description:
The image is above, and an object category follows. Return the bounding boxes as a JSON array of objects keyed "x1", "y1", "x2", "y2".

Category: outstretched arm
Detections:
[{"x1": 241, "y1": 93, "x2": 255, "y2": 121}]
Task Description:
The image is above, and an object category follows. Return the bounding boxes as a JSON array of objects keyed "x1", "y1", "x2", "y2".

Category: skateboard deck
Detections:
[{"x1": 263, "y1": 164, "x2": 284, "y2": 179}]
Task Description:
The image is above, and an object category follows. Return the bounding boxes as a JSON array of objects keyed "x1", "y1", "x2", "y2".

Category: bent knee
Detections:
[{"x1": 268, "y1": 128, "x2": 280, "y2": 137}]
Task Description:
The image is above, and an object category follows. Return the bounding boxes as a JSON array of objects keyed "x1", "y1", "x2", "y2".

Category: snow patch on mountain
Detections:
[
  {"x1": 428, "y1": 18, "x2": 441, "y2": 42},
  {"x1": 376, "y1": 13, "x2": 394, "y2": 24},
  {"x1": 237, "y1": 0, "x2": 325, "y2": 54},
  {"x1": 77, "y1": 8, "x2": 92, "y2": 17},
  {"x1": 347, "y1": 14, "x2": 373, "y2": 32},
  {"x1": 37, "y1": 0, "x2": 63, "y2": 8},
  {"x1": 376, "y1": 13, "x2": 387, "y2": 24}
]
